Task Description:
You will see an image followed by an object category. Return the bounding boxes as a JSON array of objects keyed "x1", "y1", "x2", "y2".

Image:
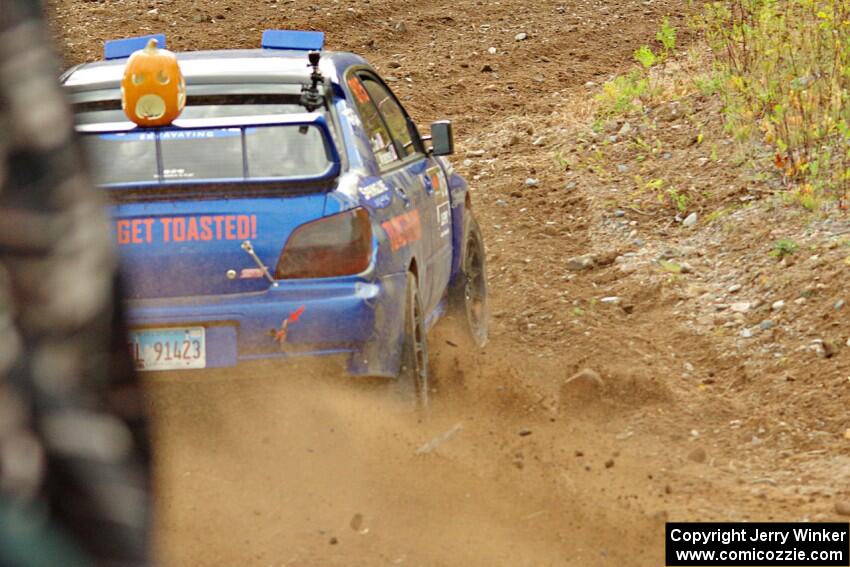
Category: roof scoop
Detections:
[
  {"x1": 104, "y1": 34, "x2": 167, "y2": 60},
  {"x1": 261, "y1": 30, "x2": 325, "y2": 51}
]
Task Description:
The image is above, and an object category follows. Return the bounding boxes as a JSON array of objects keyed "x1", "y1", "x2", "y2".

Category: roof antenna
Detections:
[{"x1": 300, "y1": 51, "x2": 324, "y2": 112}]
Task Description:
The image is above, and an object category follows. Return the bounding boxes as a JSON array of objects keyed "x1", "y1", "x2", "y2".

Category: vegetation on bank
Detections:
[
  {"x1": 594, "y1": 1, "x2": 850, "y2": 212},
  {"x1": 700, "y1": 0, "x2": 850, "y2": 210}
]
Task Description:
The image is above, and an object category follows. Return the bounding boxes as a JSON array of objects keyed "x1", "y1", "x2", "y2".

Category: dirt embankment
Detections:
[{"x1": 50, "y1": 0, "x2": 849, "y2": 565}]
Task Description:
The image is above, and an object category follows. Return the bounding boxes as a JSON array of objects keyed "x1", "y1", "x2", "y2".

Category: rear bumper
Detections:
[{"x1": 126, "y1": 273, "x2": 407, "y2": 377}]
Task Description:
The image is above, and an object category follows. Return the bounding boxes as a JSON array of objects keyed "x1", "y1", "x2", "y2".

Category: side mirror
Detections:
[{"x1": 430, "y1": 120, "x2": 454, "y2": 156}]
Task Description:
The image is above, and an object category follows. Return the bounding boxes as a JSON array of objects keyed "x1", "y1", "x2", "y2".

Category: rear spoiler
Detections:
[
  {"x1": 76, "y1": 113, "x2": 341, "y2": 191},
  {"x1": 76, "y1": 111, "x2": 332, "y2": 135}
]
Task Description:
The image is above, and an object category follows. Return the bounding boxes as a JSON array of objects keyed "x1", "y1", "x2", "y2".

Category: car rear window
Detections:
[{"x1": 84, "y1": 124, "x2": 333, "y2": 186}]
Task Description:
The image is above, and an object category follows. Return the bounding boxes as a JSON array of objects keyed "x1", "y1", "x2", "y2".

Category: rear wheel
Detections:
[
  {"x1": 397, "y1": 271, "x2": 430, "y2": 409},
  {"x1": 449, "y1": 212, "x2": 489, "y2": 348}
]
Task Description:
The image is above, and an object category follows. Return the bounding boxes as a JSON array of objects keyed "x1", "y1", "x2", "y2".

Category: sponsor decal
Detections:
[
  {"x1": 162, "y1": 168, "x2": 195, "y2": 179},
  {"x1": 160, "y1": 128, "x2": 241, "y2": 140},
  {"x1": 438, "y1": 202, "x2": 451, "y2": 238},
  {"x1": 340, "y1": 106, "x2": 363, "y2": 130},
  {"x1": 359, "y1": 180, "x2": 390, "y2": 199},
  {"x1": 426, "y1": 166, "x2": 447, "y2": 198},
  {"x1": 347, "y1": 77, "x2": 371, "y2": 104},
  {"x1": 381, "y1": 210, "x2": 421, "y2": 251},
  {"x1": 115, "y1": 214, "x2": 257, "y2": 245},
  {"x1": 376, "y1": 147, "x2": 397, "y2": 165},
  {"x1": 273, "y1": 306, "x2": 306, "y2": 344},
  {"x1": 339, "y1": 106, "x2": 362, "y2": 128},
  {"x1": 358, "y1": 179, "x2": 392, "y2": 208},
  {"x1": 371, "y1": 131, "x2": 398, "y2": 165},
  {"x1": 427, "y1": 165, "x2": 451, "y2": 238},
  {"x1": 98, "y1": 128, "x2": 240, "y2": 141}
]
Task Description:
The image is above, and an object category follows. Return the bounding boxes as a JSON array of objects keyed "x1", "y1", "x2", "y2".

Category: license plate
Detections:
[{"x1": 129, "y1": 327, "x2": 206, "y2": 371}]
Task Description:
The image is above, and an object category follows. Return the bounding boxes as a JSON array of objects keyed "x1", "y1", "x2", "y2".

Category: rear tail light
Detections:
[{"x1": 275, "y1": 208, "x2": 373, "y2": 279}]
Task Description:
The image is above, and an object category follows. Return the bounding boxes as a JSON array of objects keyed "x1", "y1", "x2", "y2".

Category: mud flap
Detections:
[{"x1": 347, "y1": 270, "x2": 408, "y2": 378}]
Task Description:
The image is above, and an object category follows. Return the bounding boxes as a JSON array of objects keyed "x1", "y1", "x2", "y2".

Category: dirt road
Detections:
[{"x1": 49, "y1": 0, "x2": 849, "y2": 565}]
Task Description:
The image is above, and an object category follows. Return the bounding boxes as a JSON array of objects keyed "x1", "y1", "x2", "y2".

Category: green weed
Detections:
[
  {"x1": 656, "y1": 17, "x2": 677, "y2": 55},
  {"x1": 659, "y1": 260, "x2": 683, "y2": 273},
  {"x1": 595, "y1": 72, "x2": 649, "y2": 120},
  {"x1": 667, "y1": 186, "x2": 689, "y2": 212},
  {"x1": 705, "y1": 206, "x2": 734, "y2": 223},
  {"x1": 595, "y1": 20, "x2": 678, "y2": 121},
  {"x1": 770, "y1": 238, "x2": 799, "y2": 258},
  {"x1": 634, "y1": 46, "x2": 658, "y2": 69}
]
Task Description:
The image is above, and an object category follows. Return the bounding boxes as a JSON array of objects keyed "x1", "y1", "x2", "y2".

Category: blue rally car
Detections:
[{"x1": 62, "y1": 30, "x2": 488, "y2": 406}]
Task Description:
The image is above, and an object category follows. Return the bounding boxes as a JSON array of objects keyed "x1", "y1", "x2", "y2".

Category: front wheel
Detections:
[
  {"x1": 397, "y1": 270, "x2": 430, "y2": 409},
  {"x1": 449, "y1": 212, "x2": 489, "y2": 348}
]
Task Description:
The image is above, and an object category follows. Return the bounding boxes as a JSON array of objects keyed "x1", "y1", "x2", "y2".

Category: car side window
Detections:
[
  {"x1": 346, "y1": 75, "x2": 399, "y2": 168},
  {"x1": 358, "y1": 76, "x2": 418, "y2": 159}
]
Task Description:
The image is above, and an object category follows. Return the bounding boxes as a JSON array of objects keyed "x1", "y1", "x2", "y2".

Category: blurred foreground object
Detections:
[{"x1": 0, "y1": 2, "x2": 153, "y2": 566}]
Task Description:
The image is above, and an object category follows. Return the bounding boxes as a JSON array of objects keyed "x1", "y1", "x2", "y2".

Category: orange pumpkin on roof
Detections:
[{"x1": 121, "y1": 38, "x2": 186, "y2": 127}]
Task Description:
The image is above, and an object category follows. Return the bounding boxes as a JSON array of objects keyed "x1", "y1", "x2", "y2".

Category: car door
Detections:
[{"x1": 347, "y1": 71, "x2": 452, "y2": 315}]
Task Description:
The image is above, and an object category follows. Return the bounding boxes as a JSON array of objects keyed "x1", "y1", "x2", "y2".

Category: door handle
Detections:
[
  {"x1": 394, "y1": 185, "x2": 411, "y2": 207},
  {"x1": 422, "y1": 172, "x2": 435, "y2": 194}
]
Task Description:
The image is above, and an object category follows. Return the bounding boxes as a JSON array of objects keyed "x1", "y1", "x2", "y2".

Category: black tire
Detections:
[
  {"x1": 397, "y1": 270, "x2": 430, "y2": 409},
  {"x1": 449, "y1": 211, "x2": 489, "y2": 348}
]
